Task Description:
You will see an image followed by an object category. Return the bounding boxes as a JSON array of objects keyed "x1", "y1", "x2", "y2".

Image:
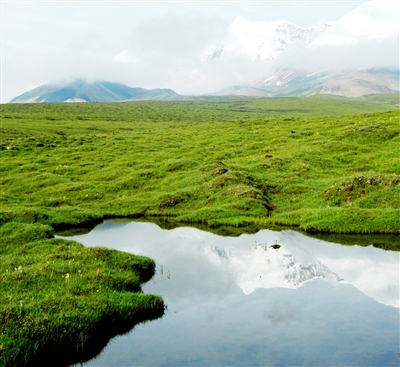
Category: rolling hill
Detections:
[{"x1": 10, "y1": 80, "x2": 182, "y2": 103}]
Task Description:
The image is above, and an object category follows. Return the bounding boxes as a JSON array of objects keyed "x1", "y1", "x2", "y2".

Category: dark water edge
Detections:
[
  {"x1": 26, "y1": 309, "x2": 164, "y2": 367},
  {"x1": 303, "y1": 231, "x2": 400, "y2": 251},
  {"x1": 56, "y1": 217, "x2": 400, "y2": 251},
  {"x1": 146, "y1": 217, "x2": 400, "y2": 251}
]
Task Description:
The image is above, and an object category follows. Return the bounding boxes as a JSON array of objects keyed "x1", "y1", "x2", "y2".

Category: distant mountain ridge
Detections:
[
  {"x1": 215, "y1": 68, "x2": 400, "y2": 98},
  {"x1": 11, "y1": 70, "x2": 399, "y2": 102},
  {"x1": 10, "y1": 80, "x2": 182, "y2": 103}
]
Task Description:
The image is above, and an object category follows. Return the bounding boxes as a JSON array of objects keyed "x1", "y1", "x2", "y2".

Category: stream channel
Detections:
[{"x1": 66, "y1": 220, "x2": 399, "y2": 366}]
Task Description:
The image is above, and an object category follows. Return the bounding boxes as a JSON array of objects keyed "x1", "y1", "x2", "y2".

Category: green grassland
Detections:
[
  {"x1": 1, "y1": 96, "x2": 399, "y2": 233},
  {"x1": 0, "y1": 95, "x2": 399, "y2": 366}
]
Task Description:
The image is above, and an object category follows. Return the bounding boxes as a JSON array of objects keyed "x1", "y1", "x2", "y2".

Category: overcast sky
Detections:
[{"x1": 1, "y1": 0, "x2": 394, "y2": 102}]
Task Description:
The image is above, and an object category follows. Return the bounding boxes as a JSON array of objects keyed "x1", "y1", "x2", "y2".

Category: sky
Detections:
[{"x1": 1, "y1": 0, "x2": 397, "y2": 102}]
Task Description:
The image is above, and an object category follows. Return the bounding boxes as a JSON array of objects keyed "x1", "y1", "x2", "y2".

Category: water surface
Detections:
[{"x1": 68, "y1": 221, "x2": 399, "y2": 366}]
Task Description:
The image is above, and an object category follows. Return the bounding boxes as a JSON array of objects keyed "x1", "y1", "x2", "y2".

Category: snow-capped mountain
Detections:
[
  {"x1": 210, "y1": 1, "x2": 399, "y2": 97},
  {"x1": 207, "y1": 241, "x2": 344, "y2": 294},
  {"x1": 198, "y1": 230, "x2": 399, "y2": 308},
  {"x1": 204, "y1": 16, "x2": 329, "y2": 62},
  {"x1": 66, "y1": 222, "x2": 400, "y2": 308}
]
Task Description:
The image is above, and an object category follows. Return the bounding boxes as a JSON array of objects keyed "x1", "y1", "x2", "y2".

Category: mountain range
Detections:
[
  {"x1": 11, "y1": 67, "x2": 398, "y2": 103},
  {"x1": 216, "y1": 68, "x2": 399, "y2": 98}
]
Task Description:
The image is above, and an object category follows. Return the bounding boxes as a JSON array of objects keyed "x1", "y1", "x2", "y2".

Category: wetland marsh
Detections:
[{"x1": 1, "y1": 96, "x2": 399, "y2": 366}]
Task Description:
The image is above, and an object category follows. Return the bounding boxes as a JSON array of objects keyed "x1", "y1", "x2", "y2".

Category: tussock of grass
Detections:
[
  {"x1": 271, "y1": 208, "x2": 399, "y2": 234},
  {"x1": 322, "y1": 173, "x2": 399, "y2": 208}
]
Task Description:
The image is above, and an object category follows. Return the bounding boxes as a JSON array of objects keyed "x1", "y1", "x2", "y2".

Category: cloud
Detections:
[
  {"x1": 130, "y1": 15, "x2": 226, "y2": 58},
  {"x1": 283, "y1": 0, "x2": 399, "y2": 71},
  {"x1": 108, "y1": 14, "x2": 235, "y2": 93},
  {"x1": 288, "y1": 35, "x2": 399, "y2": 72},
  {"x1": 265, "y1": 303, "x2": 299, "y2": 326}
]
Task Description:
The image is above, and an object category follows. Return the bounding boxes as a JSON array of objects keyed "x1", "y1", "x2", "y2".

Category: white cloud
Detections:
[
  {"x1": 310, "y1": 0, "x2": 399, "y2": 46},
  {"x1": 288, "y1": 0, "x2": 400, "y2": 71},
  {"x1": 293, "y1": 35, "x2": 399, "y2": 71},
  {"x1": 114, "y1": 50, "x2": 139, "y2": 65}
]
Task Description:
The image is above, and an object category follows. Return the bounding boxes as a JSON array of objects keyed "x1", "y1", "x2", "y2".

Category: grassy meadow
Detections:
[
  {"x1": 1, "y1": 96, "x2": 399, "y2": 232},
  {"x1": 1, "y1": 95, "x2": 399, "y2": 365}
]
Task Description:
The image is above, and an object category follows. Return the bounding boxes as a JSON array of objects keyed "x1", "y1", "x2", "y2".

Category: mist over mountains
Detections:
[{"x1": 8, "y1": 1, "x2": 399, "y2": 103}]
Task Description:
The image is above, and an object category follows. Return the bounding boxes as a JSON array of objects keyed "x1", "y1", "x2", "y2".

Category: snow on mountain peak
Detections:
[{"x1": 204, "y1": 16, "x2": 328, "y2": 62}]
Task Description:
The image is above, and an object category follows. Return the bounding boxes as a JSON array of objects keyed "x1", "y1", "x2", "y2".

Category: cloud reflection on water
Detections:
[{"x1": 66, "y1": 221, "x2": 399, "y2": 308}]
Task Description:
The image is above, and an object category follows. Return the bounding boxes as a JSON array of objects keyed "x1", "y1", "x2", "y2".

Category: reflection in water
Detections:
[{"x1": 67, "y1": 221, "x2": 399, "y2": 367}]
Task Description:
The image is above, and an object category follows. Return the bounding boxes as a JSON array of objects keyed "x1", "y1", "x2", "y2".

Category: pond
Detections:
[{"x1": 67, "y1": 221, "x2": 399, "y2": 366}]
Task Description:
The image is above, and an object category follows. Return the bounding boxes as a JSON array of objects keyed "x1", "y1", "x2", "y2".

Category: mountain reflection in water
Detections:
[{"x1": 67, "y1": 221, "x2": 399, "y2": 367}]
